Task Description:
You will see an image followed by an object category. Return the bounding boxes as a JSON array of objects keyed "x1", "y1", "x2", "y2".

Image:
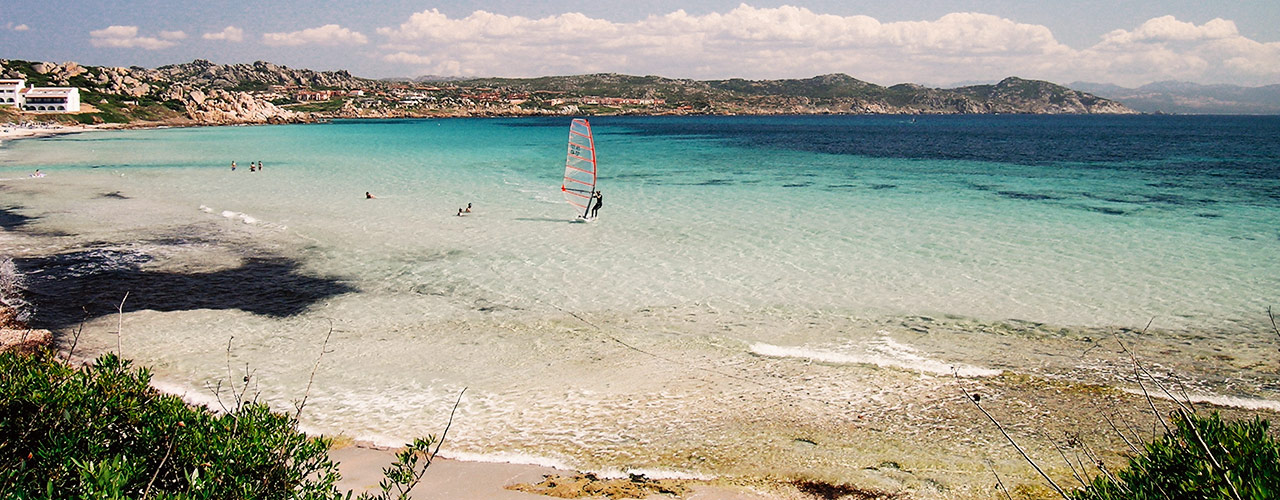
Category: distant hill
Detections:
[
  {"x1": 1071, "y1": 81, "x2": 1280, "y2": 115},
  {"x1": 0, "y1": 57, "x2": 1135, "y2": 126},
  {"x1": 450, "y1": 73, "x2": 1135, "y2": 115}
]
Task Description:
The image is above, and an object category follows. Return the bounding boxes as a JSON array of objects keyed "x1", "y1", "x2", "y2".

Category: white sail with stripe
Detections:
[{"x1": 561, "y1": 118, "x2": 596, "y2": 218}]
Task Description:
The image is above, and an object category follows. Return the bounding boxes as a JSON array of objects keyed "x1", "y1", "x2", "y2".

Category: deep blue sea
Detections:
[{"x1": 3, "y1": 115, "x2": 1278, "y2": 481}]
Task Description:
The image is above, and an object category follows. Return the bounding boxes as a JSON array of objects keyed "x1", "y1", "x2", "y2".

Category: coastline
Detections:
[
  {"x1": 0, "y1": 122, "x2": 111, "y2": 145},
  {"x1": 5, "y1": 116, "x2": 1279, "y2": 499}
]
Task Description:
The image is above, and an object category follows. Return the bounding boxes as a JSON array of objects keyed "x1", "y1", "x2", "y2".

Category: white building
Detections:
[
  {"x1": 0, "y1": 79, "x2": 25, "y2": 107},
  {"x1": 21, "y1": 87, "x2": 80, "y2": 113}
]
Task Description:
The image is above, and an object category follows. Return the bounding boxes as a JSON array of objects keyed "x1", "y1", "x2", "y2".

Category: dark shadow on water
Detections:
[
  {"x1": 98, "y1": 191, "x2": 130, "y2": 199},
  {"x1": 0, "y1": 206, "x2": 34, "y2": 231},
  {"x1": 996, "y1": 190, "x2": 1063, "y2": 201},
  {"x1": 0, "y1": 205, "x2": 69, "y2": 236},
  {"x1": 15, "y1": 249, "x2": 356, "y2": 330}
]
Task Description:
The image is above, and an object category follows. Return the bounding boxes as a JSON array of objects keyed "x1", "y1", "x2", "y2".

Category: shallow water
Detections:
[{"x1": 2, "y1": 115, "x2": 1278, "y2": 482}]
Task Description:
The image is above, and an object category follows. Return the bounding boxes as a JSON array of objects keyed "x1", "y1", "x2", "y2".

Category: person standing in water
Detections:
[{"x1": 590, "y1": 191, "x2": 603, "y2": 218}]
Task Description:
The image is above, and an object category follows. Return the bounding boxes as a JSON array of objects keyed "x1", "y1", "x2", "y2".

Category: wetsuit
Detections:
[{"x1": 591, "y1": 193, "x2": 603, "y2": 218}]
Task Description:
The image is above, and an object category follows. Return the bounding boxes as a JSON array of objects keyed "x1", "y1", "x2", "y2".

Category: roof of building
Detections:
[
  {"x1": 23, "y1": 87, "x2": 79, "y2": 98},
  {"x1": 0, "y1": 79, "x2": 27, "y2": 85}
]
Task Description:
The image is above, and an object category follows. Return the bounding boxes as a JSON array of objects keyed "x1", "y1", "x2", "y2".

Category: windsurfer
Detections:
[{"x1": 590, "y1": 191, "x2": 603, "y2": 218}]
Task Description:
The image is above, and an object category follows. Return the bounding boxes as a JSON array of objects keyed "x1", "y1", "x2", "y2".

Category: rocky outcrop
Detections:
[
  {"x1": 183, "y1": 89, "x2": 303, "y2": 124},
  {"x1": 953, "y1": 77, "x2": 1137, "y2": 114},
  {"x1": 89, "y1": 66, "x2": 152, "y2": 97},
  {"x1": 155, "y1": 59, "x2": 367, "y2": 90}
]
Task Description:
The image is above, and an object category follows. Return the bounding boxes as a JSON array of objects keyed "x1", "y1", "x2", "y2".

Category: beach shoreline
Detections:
[
  {"x1": 0, "y1": 122, "x2": 96, "y2": 143},
  {"x1": 0, "y1": 121, "x2": 143, "y2": 154},
  {"x1": 328, "y1": 440, "x2": 787, "y2": 499},
  {"x1": 0, "y1": 311, "x2": 784, "y2": 500}
]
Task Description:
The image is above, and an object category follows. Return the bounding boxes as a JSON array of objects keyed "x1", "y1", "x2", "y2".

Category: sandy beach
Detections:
[{"x1": 0, "y1": 122, "x2": 95, "y2": 143}]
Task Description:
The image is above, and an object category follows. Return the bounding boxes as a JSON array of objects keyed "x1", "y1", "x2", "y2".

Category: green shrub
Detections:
[
  {"x1": 0, "y1": 348, "x2": 347, "y2": 499},
  {"x1": 1070, "y1": 411, "x2": 1280, "y2": 500}
]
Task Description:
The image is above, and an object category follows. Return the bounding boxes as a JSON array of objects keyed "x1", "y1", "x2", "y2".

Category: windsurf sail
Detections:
[{"x1": 561, "y1": 118, "x2": 596, "y2": 218}]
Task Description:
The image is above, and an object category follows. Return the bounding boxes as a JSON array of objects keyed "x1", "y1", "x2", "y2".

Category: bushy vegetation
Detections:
[
  {"x1": 0, "y1": 347, "x2": 445, "y2": 499},
  {"x1": 0, "y1": 348, "x2": 344, "y2": 498},
  {"x1": 1070, "y1": 411, "x2": 1279, "y2": 500}
]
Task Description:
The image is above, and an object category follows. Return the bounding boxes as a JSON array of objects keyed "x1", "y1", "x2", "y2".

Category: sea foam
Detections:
[
  {"x1": 1120, "y1": 388, "x2": 1280, "y2": 412},
  {"x1": 751, "y1": 335, "x2": 1002, "y2": 377}
]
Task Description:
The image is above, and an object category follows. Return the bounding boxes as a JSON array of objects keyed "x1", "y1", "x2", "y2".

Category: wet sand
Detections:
[{"x1": 330, "y1": 444, "x2": 785, "y2": 499}]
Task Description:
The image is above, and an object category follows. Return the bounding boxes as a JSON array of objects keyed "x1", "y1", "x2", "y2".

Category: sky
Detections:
[{"x1": 1, "y1": 1, "x2": 1278, "y2": 87}]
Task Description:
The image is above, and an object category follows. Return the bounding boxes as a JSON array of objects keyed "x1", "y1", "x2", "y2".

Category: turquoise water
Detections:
[{"x1": 2, "y1": 115, "x2": 1279, "y2": 476}]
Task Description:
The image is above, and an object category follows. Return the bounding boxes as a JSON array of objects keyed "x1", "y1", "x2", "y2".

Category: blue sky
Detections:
[{"x1": 2, "y1": 1, "x2": 1277, "y2": 87}]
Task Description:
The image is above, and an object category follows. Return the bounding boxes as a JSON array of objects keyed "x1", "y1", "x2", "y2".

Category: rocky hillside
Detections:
[
  {"x1": 0, "y1": 59, "x2": 367, "y2": 125},
  {"x1": 952, "y1": 77, "x2": 1134, "y2": 114},
  {"x1": 152, "y1": 59, "x2": 368, "y2": 91},
  {"x1": 1, "y1": 58, "x2": 1135, "y2": 126}
]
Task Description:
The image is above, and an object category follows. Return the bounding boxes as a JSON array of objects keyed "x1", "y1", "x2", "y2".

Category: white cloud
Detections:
[
  {"x1": 89, "y1": 25, "x2": 179, "y2": 50},
  {"x1": 375, "y1": 6, "x2": 1071, "y2": 82},
  {"x1": 262, "y1": 24, "x2": 367, "y2": 47},
  {"x1": 373, "y1": 7, "x2": 1280, "y2": 87},
  {"x1": 1081, "y1": 16, "x2": 1280, "y2": 86},
  {"x1": 1101, "y1": 16, "x2": 1237, "y2": 45},
  {"x1": 203, "y1": 26, "x2": 245, "y2": 42},
  {"x1": 160, "y1": 30, "x2": 187, "y2": 40},
  {"x1": 12, "y1": 24, "x2": 30, "y2": 32},
  {"x1": 383, "y1": 52, "x2": 433, "y2": 66}
]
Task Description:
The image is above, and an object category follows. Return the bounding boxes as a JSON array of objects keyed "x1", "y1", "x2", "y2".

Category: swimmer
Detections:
[{"x1": 366, "y1": 192, "x2": 375, "y2": 199}]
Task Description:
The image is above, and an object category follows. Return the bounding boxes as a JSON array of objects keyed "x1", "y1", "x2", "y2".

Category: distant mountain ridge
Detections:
[
  {"x1": 446, "y1": 73, "x2": 1135, "y2": 114},
  {"x1": 1070, "y1": 81, "x2": 1280, "y2": 115},
  {"x1": 0, "y1": 58, "x2": 1134, "y2": 126}
]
